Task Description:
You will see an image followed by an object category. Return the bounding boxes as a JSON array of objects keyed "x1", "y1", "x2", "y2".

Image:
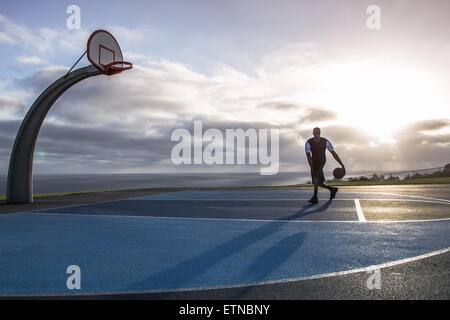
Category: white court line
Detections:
[
  {"x1": 348, "y1": 191, "x2": 450, "y2": 204},
  {"x1": 30, "y1": 211, "x2": 450, "y2": 223},
  {"x1": 134, "y1": 190, "x2": 450, "y2": 204},
  {"x1": 127, "y1": 198, "x2": 450, "y2": 204},
  {"x1": 354, "y1": 199, "x2": 366, "y2": 222}
]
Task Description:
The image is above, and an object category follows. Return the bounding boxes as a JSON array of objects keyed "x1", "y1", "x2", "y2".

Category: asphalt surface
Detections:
[{"x1": 0, "y1": 188, "x2": 182, "y2": 214}]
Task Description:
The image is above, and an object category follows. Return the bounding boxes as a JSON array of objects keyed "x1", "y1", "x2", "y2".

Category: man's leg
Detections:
[
  {"x1": 319, "y1": 182, "x2": 331, "y2": 191},
  {"x1": 314, "y1": 177, "x2": 320, "y2": 196},
  {"x1": 308, "y1": 175, "x2": 319, "y2": 204},
  {"x1": 319, "y1": 182, "x2": 339, "y2": 200},
  {"x1": 309, "y1": 163, "x2": 326, "y2": 204}
]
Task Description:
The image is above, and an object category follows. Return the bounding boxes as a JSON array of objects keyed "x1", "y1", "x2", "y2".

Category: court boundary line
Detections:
[
  {"x1": 28, "y1": 211, "x2": 450, "y2": 223},
  {"x1": 354, "y1": 199, "x2": 366, "y2": 222},
  {"x1": 129, "y1": 189, "x2": 450, "y2": 204},
  {"x1": 125, "y1": 198, "x2": 450, "y2": 205},
  {"x1": 346, "y1": 191, "x2": 450, "y2": 204}
]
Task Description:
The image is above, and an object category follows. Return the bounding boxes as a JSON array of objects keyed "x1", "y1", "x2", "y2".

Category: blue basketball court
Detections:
[{"x1": 0, "y1": 189, "x2": 449, "y2": 297}]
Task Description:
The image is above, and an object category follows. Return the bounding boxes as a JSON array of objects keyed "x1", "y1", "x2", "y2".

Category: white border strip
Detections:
[{"x1": 354, "y1": 199, "x2": 366, "y2": 222}]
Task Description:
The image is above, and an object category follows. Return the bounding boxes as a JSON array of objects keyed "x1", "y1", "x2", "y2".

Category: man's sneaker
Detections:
[
  {"x1": 308, "y1": 196, "x2": 318, "y2": 204},
  {"x1": 330, "y1": 187, "x2": 339, "y2": 200}
]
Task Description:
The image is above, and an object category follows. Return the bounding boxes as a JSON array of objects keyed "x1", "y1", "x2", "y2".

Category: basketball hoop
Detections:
[
  {"x1": 86, "y1": 30, "x2": 133, "y2": 76},
  {"x1": 64, "y1": 30, "x2": 133, "y2": 78},
  {"x1": 103, "y1": 61, "x2": 133, "y2": 75}
]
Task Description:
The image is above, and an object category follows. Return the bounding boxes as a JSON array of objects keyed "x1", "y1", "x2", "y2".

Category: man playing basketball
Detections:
[{"x1": 305, "y1": 127, "x2": 345, "y2": 204}]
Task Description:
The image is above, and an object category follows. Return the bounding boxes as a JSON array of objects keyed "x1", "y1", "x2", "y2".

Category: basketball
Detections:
[{"x1": 333, "y1": 167, "x2": 345, "y2": 179}]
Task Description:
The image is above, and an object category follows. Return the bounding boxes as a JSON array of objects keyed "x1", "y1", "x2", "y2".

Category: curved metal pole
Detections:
[{"x1": 6, "y1": 65, "x2": 102, "y2": 203}]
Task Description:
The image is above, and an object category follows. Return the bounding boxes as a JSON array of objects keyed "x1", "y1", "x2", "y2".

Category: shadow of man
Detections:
[{"x1": 127, "y1": 201, "x2": 333, "y2": 294}]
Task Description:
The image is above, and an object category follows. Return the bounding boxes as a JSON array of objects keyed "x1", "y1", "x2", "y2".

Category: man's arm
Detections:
[
  {"x1": 326, "y1": 140, "x2": 345, "y2": 172},
  {"x1": 306, "y1": 152, "x2": 313, "y2": 170},
  {"x1": 330, "y1": 150, "x2": 345, "y2": 172},
  {"x1": 305, "y1": 141, "x2": 313, "y2": 170}
]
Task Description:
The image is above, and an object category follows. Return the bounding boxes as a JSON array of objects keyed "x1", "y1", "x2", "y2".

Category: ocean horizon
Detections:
[{"x1": 0, "y1": 171, "x2": 384, "y2": 195}]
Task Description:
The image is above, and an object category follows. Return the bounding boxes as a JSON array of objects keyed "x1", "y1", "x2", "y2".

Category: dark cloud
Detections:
[
  {"x1": 0, "y1": 120, "x2": 21, "y2": 137},
  {"x1": 16, "y1": 66, "x2": 68, "y2": 95},
  {"x1": 398, "y1": 119, "x2": 450, "y2": 133},
  {"x1": 298, "y1": 125, "x2": 375, "y2": 146},
  {"x1": 395, "y1": 119, "x2": 450, "y2": 147},
  {"x1": 1, "y1": 64, "x2": 448, "y2": 176},
  {"x1": 300, "y1": 107, "x2": 337, "y2": 123},
  {"x1": 292, "y1": 120, "x2": 449, "y2": 172},
  {"x1": 2, "y1": 114, "x2": 449, "y2": 175},
  {"x1": 0, "y1": 97, "x2": 25, "y2": 114},
  {"x1": 258, "y1": 102, "x2": 300, "y2": 111}
]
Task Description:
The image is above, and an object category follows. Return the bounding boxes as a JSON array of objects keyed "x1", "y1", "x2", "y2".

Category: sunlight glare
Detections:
[{"x1": 311, "y1": 60, "x2": 446, "y2": 140}]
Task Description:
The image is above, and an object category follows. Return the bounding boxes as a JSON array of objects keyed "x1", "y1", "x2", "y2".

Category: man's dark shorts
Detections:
[{"x1": 311, "y1": 161, "x2": 325, "y2": 184}]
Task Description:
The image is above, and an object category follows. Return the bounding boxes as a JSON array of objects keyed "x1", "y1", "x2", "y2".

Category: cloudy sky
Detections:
[{"x1": 0, "y1": 0, "x2": 449, "y2": 177}]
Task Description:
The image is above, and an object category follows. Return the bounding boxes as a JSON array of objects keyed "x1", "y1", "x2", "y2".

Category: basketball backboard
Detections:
[{"x1": 87, "y1": 30, "x2": 132, "y2": 75}]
